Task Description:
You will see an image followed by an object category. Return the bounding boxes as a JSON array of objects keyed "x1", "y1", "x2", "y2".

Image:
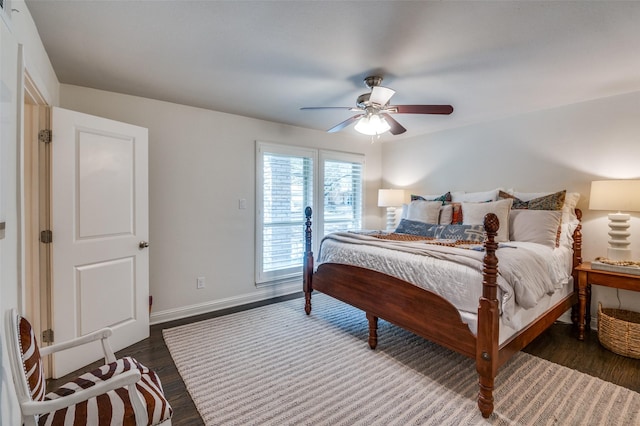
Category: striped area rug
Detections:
[{"x1": 163, "y1": 294, "x2": 640, "y2": 425}]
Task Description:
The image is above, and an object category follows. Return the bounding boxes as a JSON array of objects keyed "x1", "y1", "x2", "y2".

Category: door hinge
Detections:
[
  {"x1": 42, "y1": 329, "x2": 54, "y2": 343},
  {"x1": 38, "y1": 129, "x2": 52, "y2": 144},
  {"x1": 40, "y1": 230, "x2": 53, "y2": 244}
]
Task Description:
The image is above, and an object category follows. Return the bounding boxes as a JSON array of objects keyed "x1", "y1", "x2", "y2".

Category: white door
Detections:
[{"x1": 50, "y1": 107, "x2": 149, "y2": 378}]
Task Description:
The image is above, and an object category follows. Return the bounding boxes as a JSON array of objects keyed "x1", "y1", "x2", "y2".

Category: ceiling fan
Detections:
[{"x1": 301, "y1": 76, "x2": 453, "y2": 136}]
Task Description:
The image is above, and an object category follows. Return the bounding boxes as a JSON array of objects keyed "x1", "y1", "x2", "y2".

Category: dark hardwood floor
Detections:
[
  {"x1": 522, "y1": 321, "x2": 640, "y2": 393},
  {"x1": 47, "y1": 295, "x2": 640, "y2": 426}
]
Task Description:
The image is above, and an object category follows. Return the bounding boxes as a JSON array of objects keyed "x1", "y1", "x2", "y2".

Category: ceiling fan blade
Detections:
[
  {"x1": 390, "y1": 105, "x2": 454, "y2": 115},
  {"x1": 380, "y1": 114, "x2": 407, "y2": 135},
  {"x1": 301, "y1": 107, "x2": 355, "y2": 111},
  {"x1": 369, "y1": 86, "x2": 395, "y2": 106},
  {"x1": 327, "y1": 114, "x2": 363, "y2": 133}
]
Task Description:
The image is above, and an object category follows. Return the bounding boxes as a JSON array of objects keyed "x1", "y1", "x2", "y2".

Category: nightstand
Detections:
[{"x1": 575, "y1": 262, "x2": 640, "y2": 340}]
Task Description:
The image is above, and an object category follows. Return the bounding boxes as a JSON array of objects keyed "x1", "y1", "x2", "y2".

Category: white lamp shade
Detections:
[
  {"x1": 589, "y1": 180, "x2": 640, "y2": 212},
  {"x1": 378, "y1": 189, "x2": 405, "y2": 207},
  {"x1": 589, "y1": 179, "x2": 640, "y2": 261}
]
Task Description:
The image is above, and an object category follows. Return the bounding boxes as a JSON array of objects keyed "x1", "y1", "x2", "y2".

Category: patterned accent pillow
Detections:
[
  {"x1": 411, "y1": 191, "x2": 452, "y2": 204},
  {"x1": 395, "y1": 219, "x2": 485, "y2": 242},
  {"x1": 499, "y1": 190, "x2": 566, "y2": 210},
  {"x1": 430, "y1": 224, "x2": 485, "y2": 242},
  {"x1": 395, "y1": 219, "x2": 436, "y2": 237}
]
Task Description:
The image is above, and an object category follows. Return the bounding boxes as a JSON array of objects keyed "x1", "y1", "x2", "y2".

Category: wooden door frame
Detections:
[{"x1": 23, "y1": 70, "x2": 52, "y2": 376}]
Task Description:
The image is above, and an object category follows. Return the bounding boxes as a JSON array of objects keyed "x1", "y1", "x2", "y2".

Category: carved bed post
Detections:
[
  {"x1": 476, "y1": 213, "x2": 500, "y2": 418},
  {"x1": 573, "y1": 209, "x2": 583, "y2": 270},
  {"x1": 303, "y1": 206, "x2": 314, "y2": 315},
  {"x1": 571, "y1": 208, "x2": 583, "y2": 325}
]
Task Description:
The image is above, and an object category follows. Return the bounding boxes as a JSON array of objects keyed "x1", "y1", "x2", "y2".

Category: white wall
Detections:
[
  {"x1": 1, "y1": 18, "x2": 21, "y2": 425},
  {"x1": 59, "y1": 84, "x2": 383, "y2": 323},
  {"x1": 382, "y1": 91, "x2": 640, "y2": 326},
  {"x1": 1, "y1": 1, "x2": 60, "y2": 424}
]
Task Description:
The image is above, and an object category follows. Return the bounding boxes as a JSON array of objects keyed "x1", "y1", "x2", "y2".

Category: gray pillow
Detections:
[
  {"x1": 509, "y1": 210, "x2": 562, "y2": 248},
  {"x1": 395, "y1": 219, "x2": 436, "y2": 237},
  {"x1": 395, "y1": 219, "x2": 485, "y2": 242},
  {"x1": 430, "y1": 224, "x2": 485, "y2": 242}
]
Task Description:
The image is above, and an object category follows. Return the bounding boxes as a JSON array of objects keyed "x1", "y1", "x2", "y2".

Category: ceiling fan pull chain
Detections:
[{"x1": 370, "y1": 133, "x2": 382, "y2": 144}]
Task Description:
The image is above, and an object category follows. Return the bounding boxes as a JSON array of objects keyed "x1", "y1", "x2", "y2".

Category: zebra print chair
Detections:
[{"x1": 6, "y1": 309, "x2": 173, "y2": 425}]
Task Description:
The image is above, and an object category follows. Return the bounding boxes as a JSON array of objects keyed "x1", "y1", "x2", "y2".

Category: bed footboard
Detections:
[{"x1": 303, "y1": 207, "x2": 501, "y2": 418}]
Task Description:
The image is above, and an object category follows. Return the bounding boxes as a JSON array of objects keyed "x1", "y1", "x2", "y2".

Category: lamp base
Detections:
[
  {"x1": 386, "y1": 207, "x2": 397, "y2": 232},
  {"x1": 607, "y1": 247, "x2": 633, "y2": 261},
  {"x1": 607, "y1": 212, "x2": 632, "y2": 261}
]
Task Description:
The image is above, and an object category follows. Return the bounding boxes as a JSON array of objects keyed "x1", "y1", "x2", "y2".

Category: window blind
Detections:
[
  {"x1": 262, "y1": 152, "x2": 313, "y2": 273},
  {"x1": 256, "y1": 142, "x2": 363, "y2": 285},
  {"x1": 322, "y1": 158, "x2": 363, "y2": 236}
]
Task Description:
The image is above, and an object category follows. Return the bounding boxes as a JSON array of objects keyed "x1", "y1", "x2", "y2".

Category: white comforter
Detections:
[{"x1": 317, "y1": 232, "x2": 572, "y2": 328}]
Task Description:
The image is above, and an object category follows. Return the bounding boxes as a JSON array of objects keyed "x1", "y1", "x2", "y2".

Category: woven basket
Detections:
[{"x1": 598, "y1": 303, "x2": 640, "y2": 359}]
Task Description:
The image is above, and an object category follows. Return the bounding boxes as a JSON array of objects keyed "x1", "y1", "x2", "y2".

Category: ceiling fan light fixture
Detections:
[
  {"x1": 301, "y1": 75, "x2": 453, "y2": 135},
  {"x1": 354, "y1": 114, "x2": 390, "y2": 135}
]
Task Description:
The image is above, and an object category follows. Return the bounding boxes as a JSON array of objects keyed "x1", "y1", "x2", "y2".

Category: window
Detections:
[
  {"x1": 320, "y1": 151, "x2": 364, "y2": 236},
  {"x1": 256, "y1": 142, "x2": 364, "y2": 285}
]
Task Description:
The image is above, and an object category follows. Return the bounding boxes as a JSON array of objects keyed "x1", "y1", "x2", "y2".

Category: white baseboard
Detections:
[
  {"x1": 558, "y1": 311, "x2": 572, "y2": 324},
  {"x1": 150, "y1": 282, "x2": 302, "y2": 325},
  {"x1": 557, "y1": 311, "x2": 597, "y2": 330}
]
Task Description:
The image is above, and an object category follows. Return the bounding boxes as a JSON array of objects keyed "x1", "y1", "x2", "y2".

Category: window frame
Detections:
[
  {"x1": 255, "y1": 142, "x2": 365, "y2": 286},
  {"x1": 255, "y1": 142, "x2": 317, "y2": 285}
]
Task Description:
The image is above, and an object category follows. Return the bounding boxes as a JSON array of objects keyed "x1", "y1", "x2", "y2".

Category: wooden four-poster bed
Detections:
[{"x1": 302, "y1": 206, "x2": 582, "y2": 418}]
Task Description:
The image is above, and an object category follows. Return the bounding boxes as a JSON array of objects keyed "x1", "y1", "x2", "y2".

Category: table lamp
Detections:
[
  {"x1": 378, "y1": 189, "x2": 404, "y2": 231},
  {"x1": 589, "y1": 180, "x2": 640, "y2": 261}
]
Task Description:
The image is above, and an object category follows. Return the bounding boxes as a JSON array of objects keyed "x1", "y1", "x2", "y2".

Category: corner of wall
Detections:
[{"x1": 11, "y1": 0, "x2": 60, "y2": 106}]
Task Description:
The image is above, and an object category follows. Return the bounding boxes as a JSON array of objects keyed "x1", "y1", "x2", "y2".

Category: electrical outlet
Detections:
[{"x1": 197, "y1": 276, "x2": 205, "y2": 289}]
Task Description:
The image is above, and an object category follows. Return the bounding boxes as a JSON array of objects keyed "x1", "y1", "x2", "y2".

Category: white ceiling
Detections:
[{"x1": 23, "y1": 1, "x2": 640, "y2": 140}]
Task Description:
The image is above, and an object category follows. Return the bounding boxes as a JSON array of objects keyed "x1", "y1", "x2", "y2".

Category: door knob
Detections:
[{"x1": 139, "y1": 241, "x2": 150, "y2": 249}]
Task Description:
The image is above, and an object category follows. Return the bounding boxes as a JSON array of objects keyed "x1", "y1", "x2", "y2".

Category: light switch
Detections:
[{"x1": 239, "y1": 198, "x2": 247, "y2": 209}]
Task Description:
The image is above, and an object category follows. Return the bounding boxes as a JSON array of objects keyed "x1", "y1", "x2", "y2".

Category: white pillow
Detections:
[
  {"x1": 509, "y1": 210, "x2": 562, "y2": 248},
  {"x1": 513, "y1": 190, "x2": 581, "y2": 246},
  {"x1": 462, "y1": 198, "x2": 513, "y2": 242},
  {"x1": 559, "y1": 223, "x2": 575, "y2": 249},
  {"x1": 563, "y1": 191, "x2": 580, "y2": 219},
  {"x1": 439, "y1": 204, "x2": 453, "y2": 225},
  {"x1": 406, "y1": 200, "x2": 442, "y2": 224},
  {"x1": 451, "y1": 189, "x2": 500, "y2": 202}
]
